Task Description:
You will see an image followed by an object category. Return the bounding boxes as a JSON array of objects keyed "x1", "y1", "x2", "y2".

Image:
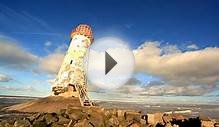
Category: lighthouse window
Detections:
[{"x1": 70, "y1": 60, "x2": 73, "y2": 64}]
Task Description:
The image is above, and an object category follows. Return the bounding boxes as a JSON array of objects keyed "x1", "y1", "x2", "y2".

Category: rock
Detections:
[
  {"x1": 56, "y1": 109, "x2": 69, "y2": 118},
  {"x1": 87, "y1": 109, "x2": 105, "y2": 127},
  {"x1": 68, "y1": 113, "x2": 86, "y2": 121},
  {"x1": 125, "y1": 111, "x2": 141, "y2": 122},
  {"x1": 88, "y1": 122, "x2": 95, "y2": 127},
  {"x1": 3, "y1": 106, "x2": 212, "y2": 127},
  {"x1": 0, "y1": 122, "x2": 12, "y2": 127},
  {"x1": 14, "y1": 119, "x2": 31, "y2": 127},
  {"x1": 201, "y1": 120, "x2": 215, "y2": 127},
  {"x1": 73, "y1": 119, "x2": 89, "y2": 127},
  {"x1": 66, "y1": 107, "x2": 87, "y2": 121},
  {"x1": 44, "y1": 113, "x2": 58, "y2": 125},
  {"x1": 106, "y1": 109, "x2": 117, "y2": 117},
  {"x1": 140, "y1": 119, "x2": 147, "y2": 125},
  {"x1": 4, "y1": 122, "x2": 12, "y2": 127},
  {"x1": 108, "y1": 116, "x2": 119, "y2": 126},
  {"x1": 117, "y1": 110, "x2": 125, "y2": 119},
  {"x1": 199, "y1": 115, "x2": 210, "y2": 121},
  {"x1": 3, "y1": 119, "x2": 15, "y2": 125},
  {"x1": 34, "y1": 113, "x2": 46, "y2": 122},
  {"x1": 118, "y1": 121, "x2": 128, "y2": 127},
  {"x1": 104, "y1": 110, "x2": 112, "y2": 118},
  {"x1": 147, "y1": 112, "x2": 164, "y2": 125},
  {"x1": 0, "y1": 120, "x2": 8, "y2": 126},
  {"x1": 214, "y1": 123, "x2": 219, "y2": 127},
  {"x1": 51, "y1": 122, "x2": 65, "y2": 127},
  {"x1": 172, "y1": 124, "x2": 179, "y2": 127},
  {"x1": 27, "y1": 113, "x2": 40, "y2": 123},
  {"x1": 0, "y1": 122, "x2": 4, "y2": 127},
  {"x1": 32, "y1": 121, "x2": 47, "y2": 127},
  {"x1": 66, "y1": 107, "x2": 83, "y2": 114},
  {"x1": 59, "y1": 109, "x2": 66, "y2": 115},
  {"x1": 91, "y1": 107, "x2": 105, "y2": 114},
  {"x1": 165, "y1": 123, "x2": 173, "y2": 127},
  {"x1": 173, "y1": 114, "x2": 185, "y2": 121},
  {"x1": 162, "y1": 114, "x2": 172, "y2": 124},
  {"x1": 200, "y1": 115, "x2": 216, "y2": 127},
  {"x1": 129, "y1": 122, "x2": 141, "y2": 127},
  {"x1": 57, "y1": 115, "x2": 70, "y2": 125},
  {"x1": 141, "y1": 115, "x2": 147, "y2": 120}
]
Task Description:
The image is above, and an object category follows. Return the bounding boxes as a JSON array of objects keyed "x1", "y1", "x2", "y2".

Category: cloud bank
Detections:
[
  {"x1": 0, "y1": 73, "x2": 12, "y2": 82},
  {"x1": 38, "y1": 43, "x2": 67, "y2": 74},
  {"x1": 134, "y1": 42, "x2": 219, "y2": 85},
  {"x1": 1, "y1": 36, "x2": 218, "y2": 96},
  {"x1": 134, "y1": 41, "x2": 219, "y2": 95},
  {"x1": 187, "y1": 44, "x2": 199, "y2": 50},
  {"x1": 0, "y1": 35, "x2": 65, "y2": 74},
  {"x1": 0, "y1": 85, "x2": 36, "y2": 92},
  {"x1": 0, "y1": 37, "x2": 38, "y2": 69},
  {"x1": 39, "y1": 52, "x2": 64, "y2": 74}
]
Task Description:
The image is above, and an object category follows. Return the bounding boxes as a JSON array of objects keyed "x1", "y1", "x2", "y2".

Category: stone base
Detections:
[{"x1": 4, "y1": 96, "x2": 81, "y2": 113}]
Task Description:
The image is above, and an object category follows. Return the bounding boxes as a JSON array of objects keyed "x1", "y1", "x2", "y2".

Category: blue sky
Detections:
[
  {"x1": 1, "y1": 0, "x2": 219, "y2": 49},
  {"x1": 0, "y1": 0, "x2": 219, "y2": 104}
]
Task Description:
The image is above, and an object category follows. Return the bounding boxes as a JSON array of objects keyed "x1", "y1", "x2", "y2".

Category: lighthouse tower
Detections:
[{"x1": 52, "y1": 24, "x2": 93, "y2": 106}]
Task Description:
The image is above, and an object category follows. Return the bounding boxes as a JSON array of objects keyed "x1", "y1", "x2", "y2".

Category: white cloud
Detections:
[
  {"x1": 39, "y1": 52, "x2": 64, "y2": 74},
  {"x1": 162, "y1": 45, "x2": 181, "y2": 54},
  {"x1": 39, "y1": 40, "x2": 219, "y2": 96},
  {"x1": 140, "y1": 81, "x2": 217, "y2": 96},
  {"x1": 0, "y1": 85, "x2": 36, "y2": 92},
  {"x1": 0, "y1": 73, "x2": 11, "y2": 82},
  {"x1": 187, "y1": 44, "x2": 199, "y2": 50},
  {"x1": 135, "y1": 41, "x2": 219, "y2": 85},
  {"x1": 44, "y1": 41, "x2": 52, "y2": 47},
  {"x1": 134, "y1": 41, "x2": 219, "y2": 95},
  {"x1": 109, "y1": 79, "x2": 218, "y2": 96},
  {"x1": 0, "y1": 37, "x2": 38, "y2": 69},
  {"x1": 88, "y1": 77, "x2": 141, "y2": 94},
  {"x1": 43, "y1": 41, "x2": 53, "y2": 53},
  {"x1": 0, "y1": 35, "x2": 66, "y2": 74},
  {"x1": 38, "y1": 43, "x2": 67, "y2": 74},
  {"x1": 1, "y1": 34, "x2": 218, "y2": 96},
  {"x1": 140, "y1": 84, "x2": 216, "y2": 96}
]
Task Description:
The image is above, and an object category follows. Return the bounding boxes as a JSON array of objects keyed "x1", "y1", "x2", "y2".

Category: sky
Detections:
[{"x1": 0, "y1": 0, "x2": 219, "y2": 104}]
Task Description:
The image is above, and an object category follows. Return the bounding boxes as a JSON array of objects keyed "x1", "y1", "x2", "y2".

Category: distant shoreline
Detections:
[
  {"x1": 0, "y1": 95, "x2": 219, "y2": 119},
  {"x1": 1, "y1": 94, "x2": 219, "y2": 106},
  {"x1": 0, "y1": 95, "x2": 40, "y2": 98}
]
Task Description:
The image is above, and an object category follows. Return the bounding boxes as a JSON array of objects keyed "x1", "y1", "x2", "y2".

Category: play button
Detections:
[
  {"x1": 85, "y1": 37, "x2": 135, "y2": 89},
  {"x1": 105, "y1": 51, "x2": 117, "y2": 75}
]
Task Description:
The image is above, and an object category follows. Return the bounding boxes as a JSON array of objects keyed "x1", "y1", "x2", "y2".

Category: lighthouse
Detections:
[{"x1": 52, "y1": 24, "x2": 93, "y2": 106}]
